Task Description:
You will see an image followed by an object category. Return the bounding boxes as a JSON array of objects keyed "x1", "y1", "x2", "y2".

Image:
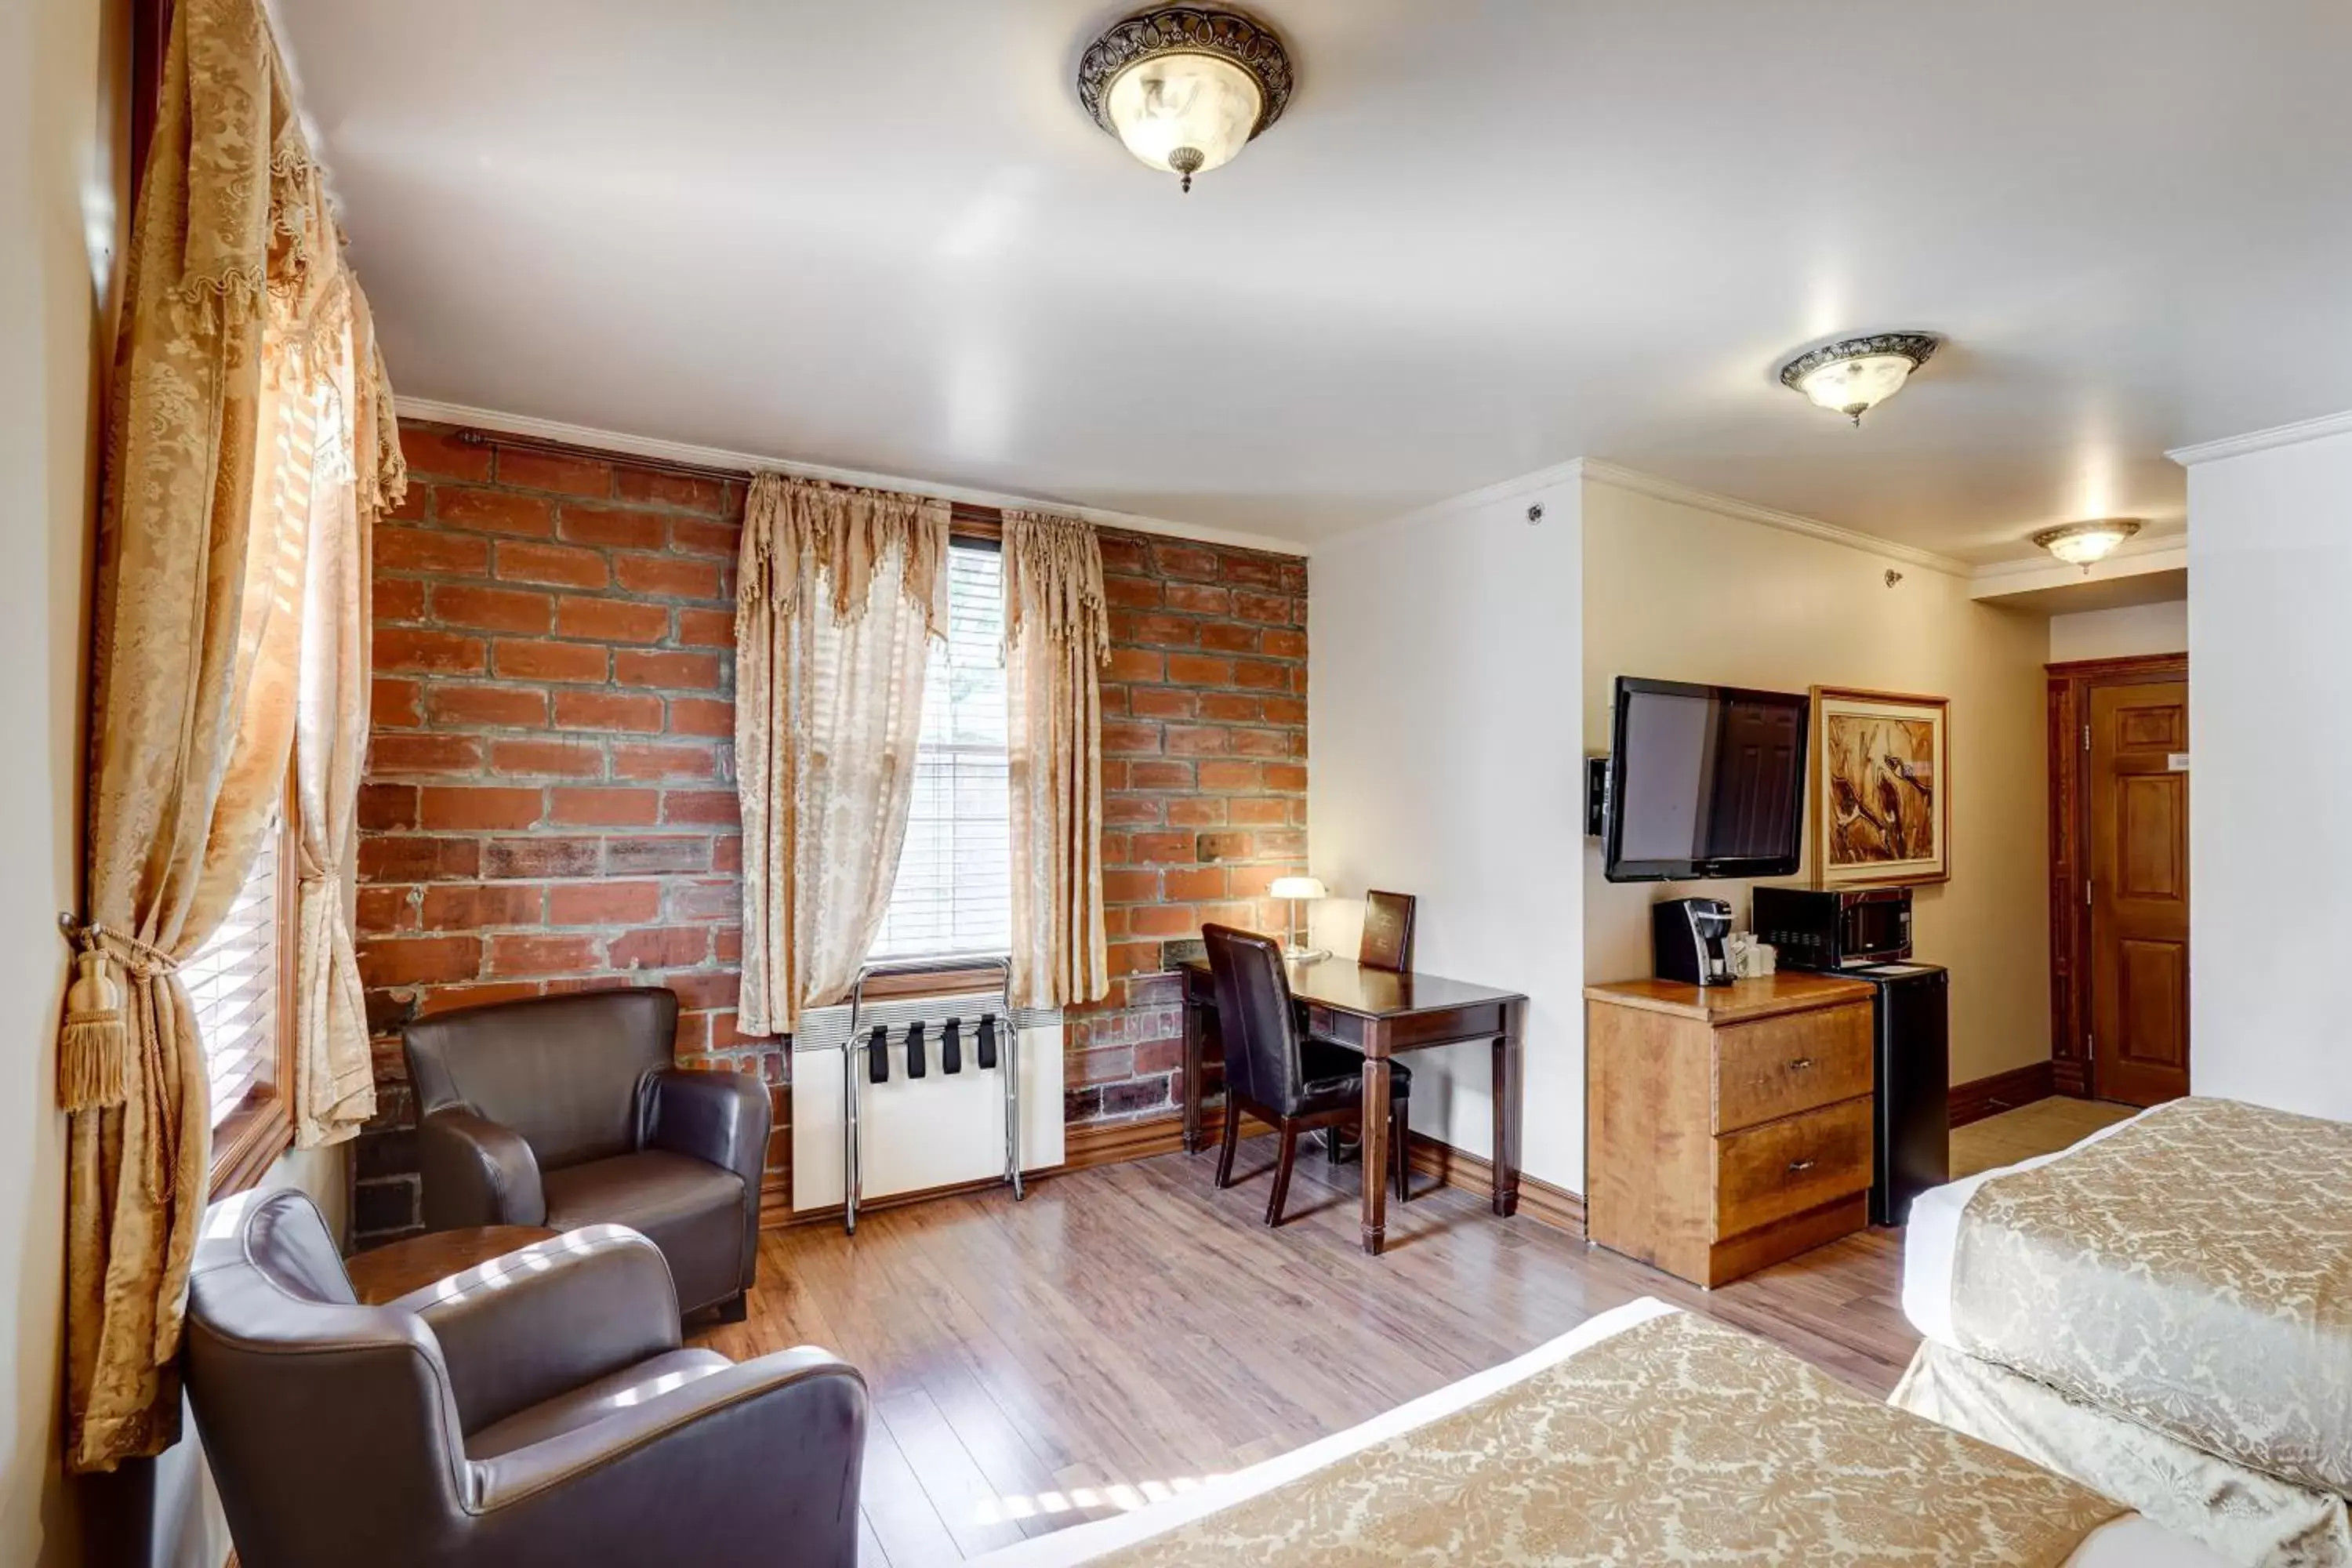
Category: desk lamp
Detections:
[{"x1": 1268, "y1": 875, "x2": 1329, "y2": 963}]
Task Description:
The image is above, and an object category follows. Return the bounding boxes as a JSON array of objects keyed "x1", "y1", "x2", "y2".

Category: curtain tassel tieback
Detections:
[{"x1": 55, "y1": 916, "x2": 179, "y2": 1112}]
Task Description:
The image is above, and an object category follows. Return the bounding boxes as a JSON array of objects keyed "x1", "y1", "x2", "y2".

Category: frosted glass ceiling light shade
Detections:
[
  {"x1": 1078, "y1": 8, "x2": 1294, "y2": 193},
  {"x1": 1777, "y1": 333, "x2": 1941, "y2": 425},
  {"x1": 2033, "y1": 518, "x2": 2143, "y2": 571}
]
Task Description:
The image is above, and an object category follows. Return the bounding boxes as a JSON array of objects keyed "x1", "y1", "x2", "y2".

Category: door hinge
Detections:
[
  {"x1": 2082, "y1": 724, "x2": 2092, "y2": 752},
  {"x1": 2085, "y1": 1030, "x2": 2095, "y2": 1056},
  {"x1": 2084, "y1": 879, "x2": 2092, "y2": 908}
]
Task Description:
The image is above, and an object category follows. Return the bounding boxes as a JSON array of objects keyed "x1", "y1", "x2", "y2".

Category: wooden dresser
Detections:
[{"x1": 1586, "y1": 974, "x2": 1877, "y2": 1287}]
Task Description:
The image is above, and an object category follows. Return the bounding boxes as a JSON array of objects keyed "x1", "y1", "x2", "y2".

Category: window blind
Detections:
[
  {"x1": 186, "y1": 818, "x2": 282, "y2": 1129},
  {"x1": 870, "y1": 541, "x2": 1013, "y2": 960}
]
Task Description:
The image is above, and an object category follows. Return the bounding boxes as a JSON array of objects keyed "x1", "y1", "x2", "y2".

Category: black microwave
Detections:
[{"x1": 1751, "y1": 886, "x2": 1912, "y2": 970}]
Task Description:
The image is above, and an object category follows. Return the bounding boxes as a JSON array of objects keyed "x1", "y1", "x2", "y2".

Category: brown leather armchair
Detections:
[
  {"x1": 402, "y1": 987, "x2": 768, "y2": 1319},
  {"x1": 186, "y1": 1188, "x2": 865, "y2": 1568}
]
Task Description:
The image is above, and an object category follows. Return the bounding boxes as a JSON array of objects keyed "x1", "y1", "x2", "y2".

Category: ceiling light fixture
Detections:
[
  {"x1": 1076, "y1": 6, "x2": 1294, "y2": 193},
  {"x1": 2032, "y1": 518, "x2": 2143, "y2": 571},
  {"x1": 1778, "y1": 333, "x2": 1941, "y2": 426}
]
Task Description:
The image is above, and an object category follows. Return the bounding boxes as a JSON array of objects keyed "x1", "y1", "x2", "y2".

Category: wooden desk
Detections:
[{"x1": 1181, "y1": 956, "x2": 1529, "y2": 1256}]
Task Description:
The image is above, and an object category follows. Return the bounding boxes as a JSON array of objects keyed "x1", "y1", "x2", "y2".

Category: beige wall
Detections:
[
  {"x1": 1581, "y1": 479, "x2": 2054, "y2": 1087},
  {"x1": 2049, "y1": 598, "x2": 2187, "y2": 663},
  {"x1": 1, "y1": 0, "x2": 114, "y2": 1559}
]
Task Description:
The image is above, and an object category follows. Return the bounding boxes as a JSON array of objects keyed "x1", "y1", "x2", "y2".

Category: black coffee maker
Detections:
[{"x1": 1652, "y1": 897, "x2": 1735, "y2": 987}]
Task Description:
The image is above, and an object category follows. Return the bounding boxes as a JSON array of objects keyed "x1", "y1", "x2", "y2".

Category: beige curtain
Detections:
[
  {"x1": 60, "y1": 0, "x2": 403, "y2": 1472},
  {"x1": 1002, "y1": 511, "x2": 1111, "y2": 1009},
  {"x1": 735, "y1": 474, "x2": 949, "y2": 1034}
]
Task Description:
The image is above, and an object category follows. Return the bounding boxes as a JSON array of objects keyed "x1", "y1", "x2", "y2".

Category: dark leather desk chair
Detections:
[
  {"x1": 1203, "y1": 924, "x2": 1411, "y2": 1226},
  {"x1": 403, "y1": 988, "x2": 766, "y2": 1320},
  {"x1": 186, "y1": 1188, "x2": 865, "y2": 1568}
]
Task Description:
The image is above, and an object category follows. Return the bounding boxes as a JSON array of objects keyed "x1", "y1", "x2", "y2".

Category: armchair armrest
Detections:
[
  {"x1": 419, "y1": 1108, "x2": 547, "y2": 1230},
  {"x1": 470, "y1": 1347, "x2": 866, "y2": 1556},
  {"x1": 396, "y1": 1225, "x2": 679, "y2": 1435},
  {"x1": 642, "y1": 1068, "x2": 768, "y2": 1192}
]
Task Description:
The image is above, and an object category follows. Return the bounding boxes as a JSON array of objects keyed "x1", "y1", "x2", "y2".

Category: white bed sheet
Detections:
[
  {"x1": 967, "y1": 1295, "x2": 2221, "y2": 1568},
  {"x1": 1901, "y1": 1103, "x2": 2160, "y2": 1349}
]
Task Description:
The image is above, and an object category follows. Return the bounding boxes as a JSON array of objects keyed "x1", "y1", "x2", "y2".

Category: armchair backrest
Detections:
[
  {"x1": 185, "y1": 1189, "x2": 473, "y2": 1568},
  {"x1": 1203, "y1": 924, "x2": 1309, "y2": 1116},
  {"x1": 404, "y1": 988, "x2": 681, "y2": 1171}
]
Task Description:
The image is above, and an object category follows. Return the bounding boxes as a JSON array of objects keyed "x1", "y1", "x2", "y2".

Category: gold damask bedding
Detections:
[
  {"x1": 1084, "y1": 1311, "x2": 2125, "y2": 1567},
  {"x1": 1947, "y1": 1096, "x2": 2352, "y2": 1499}
]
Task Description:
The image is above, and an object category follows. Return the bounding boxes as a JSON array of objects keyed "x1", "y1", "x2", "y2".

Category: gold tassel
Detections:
[{"x1": 59, "y1": 948, "x2": 128, "y2": 1112}]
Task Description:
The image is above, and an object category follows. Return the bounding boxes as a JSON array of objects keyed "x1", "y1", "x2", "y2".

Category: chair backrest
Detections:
[
  {"x1": 1358, "y1": 890, "x2": 1418, "y2": 972},
  {"x1": 404, "y1": 988, "x2": 679, "y2": 1171},
  {"x1": 1203, "y1": 924, "x2": 1310, "y2": 1118},
  {"x1": 185, "y1": 1189, "x2": 472, "y2": 1568}
]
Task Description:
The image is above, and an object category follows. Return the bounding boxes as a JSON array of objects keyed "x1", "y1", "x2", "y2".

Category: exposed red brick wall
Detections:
[{"x1": 353, "y1": 421, "x2": 1306, "y2": 1240}]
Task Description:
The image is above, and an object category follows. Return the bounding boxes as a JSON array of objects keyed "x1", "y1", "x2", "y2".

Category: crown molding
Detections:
[
  {"x1": 394, "y1": 397, "x2": 1311, "y2": 557},
  {"x1": 1577, "y1": 459, "x2": 1972, "y2": 576},
  {"x1": 1308, "y1": 458, "x2": 1591, "y2": 555},
  {"x1": 2166, "y1": 408, "x2": 2352, "y2": 468}
]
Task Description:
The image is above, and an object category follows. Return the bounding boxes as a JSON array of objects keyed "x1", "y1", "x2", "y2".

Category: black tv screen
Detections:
[{"x1": 1603, "y1": 677, "x2": 1809, "y2": 882}]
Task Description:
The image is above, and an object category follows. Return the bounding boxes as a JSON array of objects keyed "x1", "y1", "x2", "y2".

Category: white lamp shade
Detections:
[
  {"x1": 1103, "y1": 50, "x2": 1262, "y2": 178},
  {"x1": 1793, "y1": 352, "x2": 1917, "y2": 417},
  {"x1": 1269, "y1": 876, "x2": 1327, "y2": 902}
]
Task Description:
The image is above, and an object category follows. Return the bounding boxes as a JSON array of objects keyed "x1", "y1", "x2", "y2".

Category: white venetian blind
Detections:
[
  {"x1": 186, "y1": 816, "x2": 283, "y2": 1129},
  {"x1": 869, "y1": 540, "x2": 1013, "y2": 960}
]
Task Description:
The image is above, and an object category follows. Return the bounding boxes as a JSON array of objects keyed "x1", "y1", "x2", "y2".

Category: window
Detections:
[
  {"x1": 191, "y1": 786, "x2": 298, "y2": 1192},
  {"x1": 869, "y1": 539, "x2": 1013, "y2": 960}
]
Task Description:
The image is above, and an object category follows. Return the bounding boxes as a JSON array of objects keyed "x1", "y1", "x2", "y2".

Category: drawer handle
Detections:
[
  {"x1": 1787, "y1": 1057, "x2": 1814, "y2": 1071},
  {"x1": 1787, "y1": 1158, "x2": 1816, "y2": 1174}
]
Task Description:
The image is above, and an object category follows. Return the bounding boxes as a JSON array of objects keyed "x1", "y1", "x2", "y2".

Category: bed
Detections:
[
  {"x1": 974, "y1": 1298, "x2": 2220, "y2": 1568},
  {"x1": 1895, "y1": 1095, "x2": 2352, "y2": 1566}
]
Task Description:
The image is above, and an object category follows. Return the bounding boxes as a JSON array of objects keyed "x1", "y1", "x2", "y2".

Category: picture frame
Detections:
[{"x1": 1809, "y1": 686, "x2": 1950, "y2": 887}]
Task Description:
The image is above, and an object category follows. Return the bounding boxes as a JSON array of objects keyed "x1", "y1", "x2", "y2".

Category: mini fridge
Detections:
[{"x1": 1845, "y1": 962, "x2": 1949, "y2": 1226}]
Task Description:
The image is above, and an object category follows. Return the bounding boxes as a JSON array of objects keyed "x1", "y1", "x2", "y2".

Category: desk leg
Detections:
[
  {"x1": 1491, "y1": 999, "x2": 1526, "y2": 1218},
  {"x1": 1181, "y1": 993, "x2": 1205, "y2": 1155},
  {"x1": 1359, "y1": 1039, "x2": 1392, "y2": 1255}
]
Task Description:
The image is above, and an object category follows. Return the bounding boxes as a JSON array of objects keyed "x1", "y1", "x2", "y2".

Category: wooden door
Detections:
[{"x1": 2087, "y1": 682, "x2": 2190, "y2": 1105}]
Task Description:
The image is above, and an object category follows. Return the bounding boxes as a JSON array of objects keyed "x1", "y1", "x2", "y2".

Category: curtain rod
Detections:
[{"x1": 446, "y1": 426, "x2": 1004, "y2": 525}]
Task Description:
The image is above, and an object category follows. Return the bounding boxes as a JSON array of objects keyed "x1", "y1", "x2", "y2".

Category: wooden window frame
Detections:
[{"x1": 208, "y1": 771, "x2": 302, "y2": 1199}]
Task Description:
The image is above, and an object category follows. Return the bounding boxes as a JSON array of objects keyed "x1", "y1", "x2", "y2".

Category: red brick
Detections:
[
  {"x1": 713, "y1": 927, "x2": 743, "y2": 964},
  {"x1": 1103, "y1": 796, "x2": 1162, "y2": 826},
  {"x1": 1234, "y1": 591, "x2": 1298, "y2": 626},
  {"x1": 615, "y1": 467, "x2": 730, "y2": 514},
  {"x1": 556, "y1": 597, "x2": 670, "y2": 644},
  {"x1": 1165, "y1": 583, "x2": 1232, "y2": 616},
  {"x1": 615, "y1": 650, "x2": 720, "y2": 691},
  {"x1": 1101, "y1": 720, "x2": 1162, "y2": 757},
  {"x1": 1130, "y1": 905, "x2": 1199, "y2": 938},
  {"x1": 487, "y1": 933, "x2": 604, "y2": 977},
  {"x1": 1230, "y1": 797, "x2": 1290, "y2": 826},
  {"x1": 710, "y1": 835, "x2": 742, "y2": 873},
  {"x1": 1219, "y1": 554, "x2": 1286, "y2": 587},
  {"x1": 1163, "y1": 866, "x2": 1226, "y2": 900},
  {"x1": 1262, "y1": 762, "x2": 1307, "y2": 792},
  {"x1": 355, "y1": 884, "x2": 417, "y2": 937},
  {"x1": 1112, "y1": 611, "x2": 1200, "y2": 648},
  {"x1": 1106, "y1": 942, "x2": 1161, "y2": 979},
  {"x1": 665, "y1": 879, "x2": 740, "y2": 921},
  {"x1": 358, "y1": 783, "x2": 419, "y2": 832},
  {"x1": 378, "y1": 527, "x2": 490, "y2": 577},
  {"x1": 1196, "y1": 831, "x2": 1252, "y2": 862},
  {"x1": 604, "y1": 836, "x2": 710, "y2": 874},
  {"x1": 358, "y1": 836, "x2": 481, "y2": 884},
  {"x1": 1105, "y1": 648, "x2": 1163, "y2": 684},
  {"x1": 367, "y1": 733, "x2": 485, "y2": 776},
  {"x1": 496, "y1": 448, "x2": 612, "y2": 498},
  {"x1": 1228, "y1": 866, "x2": 1287, "y2": 898},
  {"x1": 1194, "y1": 760, "x2": 1261, "y2": 793},
  {"x1": 482, "y1": 837, "x2": 602, "y2": 879},
  {"x1": 385, "y1": 481, "x2": 428, "y2": 523},
  {"x1": 1129, "y1": 688, "x2": 1197, "y2": 720},
  {"x1": 376, "y1": 627, "x2": 488, "y2": 675},
  {"x1": 373, "y1": 578, "x2": 427, "y2": 623},
  {"x1": 1096, "y1": 534, "x2": 1151, "y2": 574},
  {"x1": 1197, "y1": 621, "x2": 1258, "y2": 654},
  {"x1": 358, "y1": 935, "x2": 481, "y2": 988},
  {"x1": 1164, "y1": 724, "x2": 1229, "y2": 756},
  {"x1": 1099, "y1": 760, "x2": 1129, "y2": 791},
  {"x1": 1232, "y1": 727, "x2": 1290, "y2": 757},
  {"x1": 550, "y1": 881, "x2": 663, "y2": 925},
  {"x1": 662, "y1": 790, "x2": 739, "y2": 826},
  {"x1": 493, "y1": 639, "x2": 608, "y2": 684},
  {"x1": 426, "y1": 683, "x2": 550, "y2": 728},
  {"x1": 438, "y1": 488, "x2": 556, "y2": 537},
  {"x1": 558, "y1": 505, "x2": 666, "y2": 550},
  {"x1": 676, "y1": 608, "x2": 735, "y2": 648},
  {"x1": 1103, "y1": 869, "x2": 1159, "y2": 903},
  {"x1": 1130, "y1": 833, "x2": 1192, "y2": 865},
  {"x1": 1167, "y1": 797, "x2": 1227, "y2": 827},
  {"x1": 668, "y1": 698, "x2": 731, "y2": 738},
  {"x1": 421, "y1": 883, "x2": 545, "y2": 929},
  {"x1": 431, "y1": 584, "x2": 554, "y2": 634},
  {"x1": 495, "y1": 539, "x2": 608, "y2": 590},
  {"x1": 1104, "y1": 575, "x2": 1161, "y2": 609},
  {"x1": 416, "y1": 981, "x2": 543, "y2": 1016},
  {"x1": 1195, "y1": 692, "x2": 1258, "y2": 724},
  {"x1": 1259, "y1": 628, "x2": 1307, "y2": 660},
  {"x1": 419, "y1": 786, "x2": 544, "y2": 831},
  {"x1": 1128, "y1": 760, "x2": 1193, "y2": 790},
  {"x1": 1165, "y1": 654, "x2": 1233, "y2": 688},
  {"x1": 554, "y1": 689, "x2": 664, "y2": 733},
  {"x1": 668, "y1": 517, "x2": 739, "y2": 557},
  {"x1": 608, "y1": 926, "x2": 711, "y2": 971},
  {"x1": 614, "y1": 554, "x2": 721, "y2": 600},
  {"x1": 1233, "y1": 659, "x2": 1290, "y2": 691},
  {"x1": 399, "y1": 426, "x2": 495, "y2": 482},
  {"x1": 550, "y1": 786, "x2": 661, "y2": 826},
  {"x1": 1260, "y1": 696, "x2": 1305, "y2": 726},
  {"x1": 373, "y1": 677, "x2": 423, "y2": 728},
  {"x1": 1151, "y1": 543, "x2": 1220, "y2": 581},
  {"x1": 610, "y1": 742, "x2": 717, "y2": 780},
  {"x1": 1254, "y1": 829, "x2": 1307, "y2": 857},
  {"x1": 666, "y1": 970, "x2": 740, "y2": 1011},
  {"x1": 488, "y1": 738, "x2": 605, "y2": 778}
]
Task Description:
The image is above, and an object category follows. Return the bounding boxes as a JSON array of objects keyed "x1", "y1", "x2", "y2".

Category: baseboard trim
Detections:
[
  {"x1": 1949, "y1": 1061, "x2": 2056, "y2": 1128},
  {"x1": 1406, "y1": 1133, "x2": 1586, "y2": 1238}
]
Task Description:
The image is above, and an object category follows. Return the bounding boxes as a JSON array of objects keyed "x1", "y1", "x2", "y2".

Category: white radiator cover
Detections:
[{"x1": 789, "y1": 992, "x2": 1065, "y2": 1212}]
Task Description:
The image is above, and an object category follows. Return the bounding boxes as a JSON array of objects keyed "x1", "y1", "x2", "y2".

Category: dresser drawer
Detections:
[
  {"x1": 1714, "y1": 1095, "x2": 1872, "y2": 1238},
  {"x1": 1712, "y1": 1002, "x2": 1873, "y2": 1133}
]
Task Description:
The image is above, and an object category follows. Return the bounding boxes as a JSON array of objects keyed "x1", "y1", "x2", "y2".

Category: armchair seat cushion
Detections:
[
  {"x1": 467, "y1": 1348, "x2": 733, "y2": 1459},
  {"x1": 543, "y1": 1151, "x2": 747, "y2": 1315}
]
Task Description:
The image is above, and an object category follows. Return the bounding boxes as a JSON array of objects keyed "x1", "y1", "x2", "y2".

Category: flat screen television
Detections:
[{"x1": 1602, "y1": 677, "x2": 1809, "y2": 883}]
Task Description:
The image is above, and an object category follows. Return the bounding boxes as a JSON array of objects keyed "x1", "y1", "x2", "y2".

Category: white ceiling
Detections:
[{"x1": 274, "y1": 0, "x2": 2352, "y2": 559}]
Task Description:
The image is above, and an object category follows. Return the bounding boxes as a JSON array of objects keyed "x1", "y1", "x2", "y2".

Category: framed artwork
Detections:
[{"x1": 1810, "y1": 686, "x2": 1950, "y2": 887}]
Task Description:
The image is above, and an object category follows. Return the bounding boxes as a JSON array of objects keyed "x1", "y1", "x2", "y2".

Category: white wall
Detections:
[
  {"x1": 2049, "y1": 599, "x2": 2187, "y2": 663},
  {"x1": 1581, "y1": 479, "x2": 2054, "y2": 1091},
  {"x1": 1, "y1": 0, "x2": 111, "y2": 1559},
  {"x1": 2184, "y1": 423, "x2": 2352, "y2": 1122},
  {"x1": 1308, "y1": 474, "x2": 1585, "y2": 1191}
]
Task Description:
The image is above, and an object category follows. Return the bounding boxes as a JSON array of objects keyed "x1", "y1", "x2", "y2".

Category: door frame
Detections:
[{"x1": 2045, "y1": 652, "x2": 2188, "y2": 1099}]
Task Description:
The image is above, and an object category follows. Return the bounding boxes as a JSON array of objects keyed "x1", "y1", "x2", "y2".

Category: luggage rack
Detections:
[{"x1": 834, "y1": 953, "x2": 1023, "y2": 1236}]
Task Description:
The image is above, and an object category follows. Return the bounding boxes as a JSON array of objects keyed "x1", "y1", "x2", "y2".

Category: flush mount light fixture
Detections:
[
  {"x1": 2032, "y1": 518, "x2": 2143, "y2": 571},
  {"x1": 1778, "y1": 333, "x2": 1941, "y2": 426},
  {"x1": 1076, "y1": 6, "x2": 1294, "y2": 193}
]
